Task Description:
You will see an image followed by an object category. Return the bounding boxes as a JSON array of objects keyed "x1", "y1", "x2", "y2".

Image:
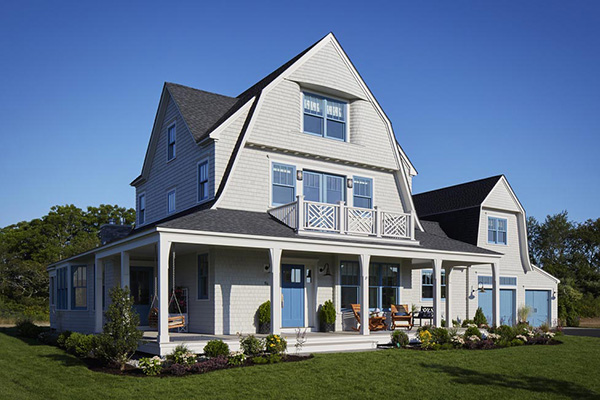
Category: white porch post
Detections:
[
  {"x1": 94, "y1": 256, "x2": 104, "y2": 333},
  {"x1": 445, "y1": 266, "x2": 453, "y2": 327},
  {"x1": 120, "y1": 251, "x2": 130, "y2": 289},
  {"x1": 492, "y1": 262, "x2": 501, "y2": 327},
  {"x1": 433, "y1": 259, "x2": 442, "y2": 327},
  {"x1": 359, "y1": 253, "x2": 371, "y2": 335},
  {"x1": 157, "y1": 238, "x2": 171, "y2": 344},
  {"x1": 269, "y1": 248, "x2": 282, "y2": 334}
]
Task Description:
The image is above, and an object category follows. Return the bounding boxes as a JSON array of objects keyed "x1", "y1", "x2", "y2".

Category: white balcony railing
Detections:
[{"x1": 268, "y1": 196, "x2": 413, "y2": 240}]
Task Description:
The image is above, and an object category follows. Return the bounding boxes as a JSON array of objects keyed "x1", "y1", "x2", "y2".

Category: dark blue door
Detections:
[
  {"x1": 281, "y1": 264, "x2": 304, "y2": 327},
  {"x1": 526, "y1": 290, "x2": 550, "y2": 327},
  {"x1": 479, "y1": 289, "x2": 515, "y2": 326},
  {"x1": 130, "y1": 266, "x2": 153, "y2": 325}
]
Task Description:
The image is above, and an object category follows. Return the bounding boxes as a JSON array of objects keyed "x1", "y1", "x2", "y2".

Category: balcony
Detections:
[{"x1": 268, "y1": 196, "x2": 414, "y2": 240}]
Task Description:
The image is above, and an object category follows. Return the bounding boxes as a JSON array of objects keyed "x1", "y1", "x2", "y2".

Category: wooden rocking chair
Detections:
[
  {"x1": 390, "y1": 304, "x2": 413, "y2": 330},
  {"x1": 350, "y1": 304, "x2": 387, "y2": 331}
]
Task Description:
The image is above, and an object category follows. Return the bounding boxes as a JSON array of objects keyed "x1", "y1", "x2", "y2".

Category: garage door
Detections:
[
  {"x1": 525, "y1": 290, "x2": 550, "y2": 327},
  {"x1": 478, "y1": 289, "x2": 515, "y2": 326}
]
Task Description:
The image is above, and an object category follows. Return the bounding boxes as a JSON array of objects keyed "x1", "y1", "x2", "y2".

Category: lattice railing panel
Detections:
[
  {"x1": 346, "y1": 208, "x2": 375, "y2": 234},
  {"x1": 304, "y1": 202, "x2": 339, "y2": 231},
  {"x1": 382, "y1": 212, "x2": 410, "y2": 238}
]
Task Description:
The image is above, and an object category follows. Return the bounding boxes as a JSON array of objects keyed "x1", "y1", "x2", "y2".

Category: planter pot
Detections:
[
  {"x1": 258, "y1": 322, "x2": 270, "y2": 334},
  {"x1": 320, "y1": 322, "x2": 335, "y2": 332}
]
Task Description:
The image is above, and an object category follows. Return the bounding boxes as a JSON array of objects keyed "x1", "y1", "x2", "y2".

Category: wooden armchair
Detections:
[
  {"x1": 350, "y1": 304, "x2": 387, "y2": 331},
  {"x1": 390, "y1": 304, "x2": 413, "y2": 330}
]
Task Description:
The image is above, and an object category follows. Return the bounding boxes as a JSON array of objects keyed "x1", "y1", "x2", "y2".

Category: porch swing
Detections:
[{"x1": 148, "y1": 247, "x2": 186, "y2": 330}]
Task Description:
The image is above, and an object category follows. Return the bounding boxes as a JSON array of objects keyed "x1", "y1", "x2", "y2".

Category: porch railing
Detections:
[{"x1": 268, "y1": 196, "x2": 413, "y2": 240}]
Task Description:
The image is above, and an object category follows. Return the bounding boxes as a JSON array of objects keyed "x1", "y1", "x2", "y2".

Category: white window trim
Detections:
[
  {"x1": 300, "y1": 90, "x2": 350, "y2": 142},
  {"x1": 487, "y1": 215, "x2": 508, "y2": 246},
  {"x1": 352, "y1": 175, "x2": 374, "y2": 209},
  {"x1": 196, "y1": 252, "x2": 210, "y2": 301},
  {"x1": 477, "y1": 274, "x2": 519, "y2": 289},
  {"x1": 270, "y1": 161, "x2": 297, "y2": 207},
  {"x1": 196, "y1": 158, "x2": 211, "y2": 204},
  {"x1": 49, "y1": 272, "x2": 56, "y2": 307},
  {"x1": 166, "y1": 121, "x2": 177, "y2": 162},
  {"x1": 70, "y1": 264, "x2": 88, "y2": 311},
  {"x1": 138, "y1": 192, "x2": 146, "y2": 225},
  {"x1": 421, "y1": 269, "x2": 446, "y2": 302},
  {"x1": 167, "y1": 188, "x2": 176, "y2": 215}
]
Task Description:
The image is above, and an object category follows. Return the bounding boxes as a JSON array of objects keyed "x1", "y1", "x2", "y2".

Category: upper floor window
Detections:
[
  {"x1": 303, "y1": 92, "x2": 346, "y2": 141},
  {"x1": 488, "y1": 217, "x2": 507, "y2": 245},
  {"x1": 138, "y1": 194, "x2": 146, "y2": 224},
  {"x1": 56, "y1": 267, "x2": 68, "y2": 310},
  {"x1": 272, "y1": 163, "x2": 295, "y2": 206},
  {"x1": 303, "y1": 171, "x2": 345, "y2": 204},
  {"x1": 422, "y1": 269, "x2": 446, "y2": 300},
  {"x1": 71, "y1": 265, "x2": 87, "y2": 310},
  {"x1": 167, "y1": 123, "x2": 176, "y2": 161},
  {"x1": 198, "y1": 161, "x2": 209, "y2": 202},
  {"x1": 353, "y1": 176, "x2": 372, "y2": 208},
  {"x1": 197, "y1": 254, "x2": 209, "y2": 300},
  {"x1": 167, "y1": 189, "x2": 176, "y2": 214}
]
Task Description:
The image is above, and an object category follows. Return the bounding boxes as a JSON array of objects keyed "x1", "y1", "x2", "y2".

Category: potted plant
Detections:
[
  {"x1": 257, "y1": 301, "x2": 271, "y2": 334},
  {"x1": 319, "y1": 300, "x2": 336, "y2": 332},
  {"x1": 518, "y1": 305, "x2": 532, "y2": 325}
]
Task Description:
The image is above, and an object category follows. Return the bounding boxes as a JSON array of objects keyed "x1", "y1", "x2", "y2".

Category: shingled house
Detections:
[{"x1": 47, "y1": 33, "x2": 558, "y2": 354}]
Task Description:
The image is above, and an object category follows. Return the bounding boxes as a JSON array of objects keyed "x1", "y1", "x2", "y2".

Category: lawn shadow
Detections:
[
  {"x1": 0, "y1": 327, "x2": 47, "y2": 347},
  {"x1": 40, "y1": 353, "x2": 85, "y2": 368},
  {"x1": 422, "y1": 363, "x2": 599, "y2": 400}
]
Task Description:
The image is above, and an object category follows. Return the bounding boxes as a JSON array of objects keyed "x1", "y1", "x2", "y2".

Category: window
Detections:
[
  {"x1": 49, "y1": 276, "x2": 55, "y2": 306},
  {"x1": 56, "y1": 267, "x2": 68, "y2": 310},
  {"x1": 272, "y1": 163, "x2": 296, "y2": 205},
  {"x1": 167, "y1": 123, "x2": 176, "y2": 160},
  {"x1": 138, "y1": 194, "x2": 146, "y2": 224},
  {"x1": 340, "y1": 261, "x2": 360, "y2": 309},
  {"x1": 303, "y1": 92, "x2": 347, "y2": 141},
  {"x1": 421, "y1": 269, "x2": 446, "y2": 300},
  {"x1": 167, "y1": 189, "x2": 176, "y2": 214},
  {"x1": 303, "y1": 171, "x2": 345, "y2": 204},
  {"x1": 353, "y1": 176, "x2": 373, "y2": 208},
  {"x1": 197, "y1": 254, "x2": 209, "y2": 300},
  {"x1": 369, "y1": 263, "x2": 400, "y2": 310},
  {"x1": 198, "y1": 160, "x2": 209, "y2": 202},
  {"x1": 71, "y1": 265, "x2": 87, "y2": 310},
  {"x1": 488, "y1": 217, "x2": 507, "y2": 244},
  {"x1": 478, "y1": 276, "x2": 517, "y2": 286}
]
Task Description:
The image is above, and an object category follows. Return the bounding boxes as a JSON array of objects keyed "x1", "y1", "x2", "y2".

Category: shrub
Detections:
[
  {"x1": 464, "y1": 326, "x2": 482, "y2": 339},
  {"x1": 431, "y1": 327, "x2": 450, "y2": 345},
  {"x1": 227, "y1": 352, "x2": 246, "y2": 366},
  {"x1": 473, "y1": 307, "x2": 488, "y2": 327},
  {"x1": 253, "y1": 354, "x2": 281, "y2": 364},
  {"x1": 461, "y1": 319, "x2": 475, "y2": 328},
  {"x1": 239, "y1": 334, "x2": 264, "y2": 357},
  {"x1": 65, "y1": 332, "x2": 97, "y2": 358},
  {"x1": 167, "y1": 344, "x2": 196, "y2": 366},
  {"x1": 37, "y1": 331, "x2": 59, "y2": 346},
  {"x1": 511, "y1": 338, "x2": 525, "y2": 346},
  {"x1": 203, "y1": 340, "x2": 230, "y2": 358},
  {"x1": 95, "y1": 286, "x2": 143, "y2": 370},
  {"x1": 418, "y1": 330, "x2": 433, "y2": 349},
  {"x1": 440, "y1": 343, "x2": 454, "y2": 350},
  {"x1": 452, "y1": 320, "x2": 461, "y2": 327},
  {"x1": 441, "y1": 319, "x2": 446, "y2": 327},
  {"x1": 139, "y1": 356, "x2": 162, "y2": 376},
  {"x1": 416, "y1": 325, "x2": 432, "y2": 334},
  {"x1": 169, "y1": 363, "x2": 188, "y2": 376},
  {"x1": 391, "y1": 330, "x2": 409, "y2": 348},
  {"x1": 257, "y1": 301, "x2": 271, "y2": 334},
  {"x1": 15, "y1": 319, "x2": 41, "y2": 338},
  {"x1": 265, "y1": 334, "x2": 287, "y2": 354},
  {"x1": 57, "y1": 331, "x2": 73, "y2": 348},
  {"x1": 319, "y1": 300, "x2": 336, "y2": 331},
  {"x1": 493, "y1": 325, "x2": 515, "y2": 341},
  {"x1": 539, "y1": 323, "x2": 550, "y2": 333},
  {"x1": 189, "y1": 355, "x2": 228, "y2": 373}
]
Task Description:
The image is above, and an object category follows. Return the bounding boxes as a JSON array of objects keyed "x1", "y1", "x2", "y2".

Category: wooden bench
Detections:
[{"x1": 390, "y1": 304, "x2": 413, "y2": 330}]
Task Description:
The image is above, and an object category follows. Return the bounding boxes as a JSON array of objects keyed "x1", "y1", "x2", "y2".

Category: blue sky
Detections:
[{"x1": 0, "y1": 1, "x2": 598, "y2": 227}]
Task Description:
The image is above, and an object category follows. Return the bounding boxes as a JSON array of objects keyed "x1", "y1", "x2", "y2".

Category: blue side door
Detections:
[
  {"x1": 526, "y1": 290, "x2": 550, "y2": 327},
  {"x1": 130, "y1": 266, "x2": 153, "y2": 326},
  {"x1": 281, "y1": 264, "x2": 304, "y2": 328},
  {"x1": 479, "y1": 289, "x2": 515, "y2": 326},
  {"x1": 478, "y1": 290, "x2": 493, "y2": 324}
]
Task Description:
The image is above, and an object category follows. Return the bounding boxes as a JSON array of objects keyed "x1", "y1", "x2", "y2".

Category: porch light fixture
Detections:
[
  {"x1": 319, "y1": 263, "x2": 332, "y2": 277},
  {"x1": 346, "y1": 178, "x2": 353, "y2": 189},
  {"x1": 296, "y1": 170, "x2": 303, "y2": 181},
  {"x1": 478, "y1": 283, "x2": 486, "y2": 293}
]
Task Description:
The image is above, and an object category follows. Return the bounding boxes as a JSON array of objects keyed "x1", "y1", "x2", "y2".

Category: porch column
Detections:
[
  {"x1": 120, "y1": 251, "x2": 130, "y2": 289},
  {"x1": 94, "y1": 256, "x2": 104, "y2": 333},
  {"x1": 492, "y1": 262, "x2": 501, "y2": 327},
  {"x1": 157, "y1": 238, "x2": 171, "y2": 344},
  {"x1": 433, "y1": 259, "x2": 442, "y2": 327},
  {"x1": 359, "y1": 253, "x2": 371, "y2": 335},
  {"x1": 445, "y1": 266, "x2": 453, "y2": 327},
  {"x1": 269, "y1": 248, "x2": 282, "y2": 334}
]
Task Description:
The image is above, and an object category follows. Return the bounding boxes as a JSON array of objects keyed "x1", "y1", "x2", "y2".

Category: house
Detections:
[{"x1": 47, "y1": 33, "x2": 558, "y2": 355}]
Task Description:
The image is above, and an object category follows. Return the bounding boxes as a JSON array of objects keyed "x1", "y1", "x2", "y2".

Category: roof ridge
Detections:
[{"x1": 414, "y1": 175, "x2": 504, "y2": 197}]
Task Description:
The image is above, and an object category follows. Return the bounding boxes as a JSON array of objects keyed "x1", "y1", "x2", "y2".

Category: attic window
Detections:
[
  {"x1": 303, "y1": 92, "x2": 346, "y2": 141},
  {"x1": 167, "y1": 123, "x2": 176, "y2": 161},
  {"x1": 488, "y1": 217, "x2": 507, "y2": 245}
]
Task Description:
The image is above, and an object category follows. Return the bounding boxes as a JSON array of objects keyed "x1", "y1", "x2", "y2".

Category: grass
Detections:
[{"x1": 1, "y1": 329, "x2": 599, "y2": 400}]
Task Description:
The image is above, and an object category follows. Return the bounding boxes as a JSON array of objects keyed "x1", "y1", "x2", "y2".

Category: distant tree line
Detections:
[
  {"x1": 528, "y1": 212, "x2": 600, "y2": 326},
  {"x1": 0, "y1": 204, "x2": 135, "y2": 321}
]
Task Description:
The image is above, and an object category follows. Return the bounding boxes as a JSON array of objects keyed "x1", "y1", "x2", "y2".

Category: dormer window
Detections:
[
  {"x1": 303, "y1": 92, "x2": 346, "y2": 141},
  {"x1": 488, "y1": 217, "x2": 507, "y2": 245},
  {"x1": 167, "y1": 123, "x2": 176, "y2": 161}
]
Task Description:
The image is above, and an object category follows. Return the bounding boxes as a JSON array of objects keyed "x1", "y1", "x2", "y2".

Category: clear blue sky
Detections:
[{"x1": 0, "y1": 1, "x2": 598, "y2": 227}]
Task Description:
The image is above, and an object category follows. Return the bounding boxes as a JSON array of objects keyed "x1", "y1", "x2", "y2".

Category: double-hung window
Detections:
[
  {"x1": 167, "y1": 123, "x2": 176, "y2": 160},
  {"x1": 421, "y1": 269, "x2": 446, "y2": 300},
  {"x1": 353, "y1": 176, "x2": 373, "y2": 208},
  {"x1": 488, "y1": 217, "x2": 507, "y2": 244},
  {"x1": 138, "y1": 194, "x2": 146, "y2": 225},
  {"x1": 271, "y1": 163, "x2": 296, "y2": 206},
  {"x1": 340, "y1": 261, "x2": 360, "y2": 309},
  {"x1": 303, "y1": 92, "x2": 347, "y2": 141},
  {"x1": 71, "y1": 265, "x2": 87, "y2": 310},
  {"x1": 198, "y1": 160, "x2": 209, "y2": 202},
  {"x1": 56, "y1": 267, "x2": 68, "y2": 310},
  {"x1": 167, "y1": 189, "x2": 176, "y2": 214},
  {"x1": 369, "y1": 263, "x2": 400, "y2": 310},
  {"x1": 197, "y1": 254, "x2": 209, "y2": 300}
]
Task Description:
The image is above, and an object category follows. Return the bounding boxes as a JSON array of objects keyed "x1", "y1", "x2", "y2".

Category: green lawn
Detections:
[{"x1": 1, "y1": 330, "x2": 599, "y2": 400}]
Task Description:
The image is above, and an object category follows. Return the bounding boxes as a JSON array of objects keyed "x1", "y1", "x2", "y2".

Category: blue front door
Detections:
[
  {"x1": 130, "y1": 266, "x2": 153, "y2": 326},
  {"x1": 281, "y1": 264, "x2": 304, "y2": 328},
  {"x1": 478, "y1": 289, "x2": 515, "y2": 326},
  {"x1": 526, "y1": 290, "x2": 550, "y2": 327}
]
